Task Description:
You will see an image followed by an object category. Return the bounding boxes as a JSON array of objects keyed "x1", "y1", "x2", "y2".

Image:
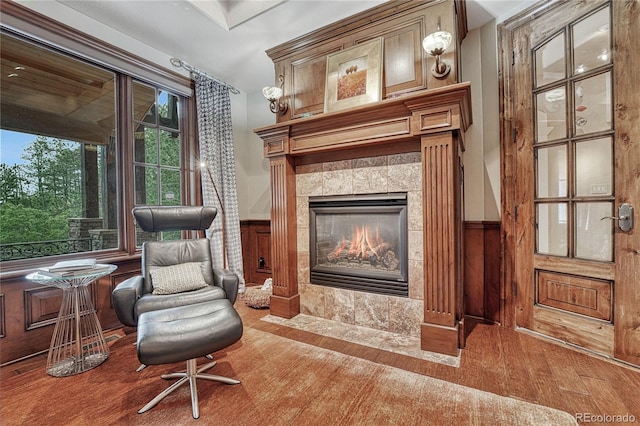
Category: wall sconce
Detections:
[
  {"x1": 422, "y1": 22, "x2": 452, "y2": 79},
  {"x1": 262, "y1": 75, "x2": 288, "y2": 114}
]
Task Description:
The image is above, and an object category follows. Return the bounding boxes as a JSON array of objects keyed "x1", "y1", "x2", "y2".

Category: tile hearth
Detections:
[{"x1": 262, "y1": 313, "x2": 460, "y2": 368}]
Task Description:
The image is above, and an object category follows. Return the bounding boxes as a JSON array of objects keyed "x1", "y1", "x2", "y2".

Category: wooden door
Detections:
[{"x1": 507, "y1": 0, "x2": 639, "y2": 366}]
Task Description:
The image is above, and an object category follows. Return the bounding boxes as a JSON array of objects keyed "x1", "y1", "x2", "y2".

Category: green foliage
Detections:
[
  {"x1": 0, "y1": 203, "x2": 68, "y2": 243},
  {"x1": 0, "y1": 163, "x2": 24, "y2": 203},
  {"x1": 134, "y1": 106, "x2": 182, "y2": 206},
  {"x1": 1, "y1": 136, "x2": 83, "y2": 244}
]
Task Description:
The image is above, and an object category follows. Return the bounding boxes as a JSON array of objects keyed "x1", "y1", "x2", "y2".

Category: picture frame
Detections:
[{"x1": 324, "y1": 37, "x2": 383, "y2": 113}]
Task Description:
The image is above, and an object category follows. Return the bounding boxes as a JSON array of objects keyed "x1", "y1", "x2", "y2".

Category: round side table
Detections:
[{"x1": 26, "y1": 264, "x2": 117, "y2": 377}]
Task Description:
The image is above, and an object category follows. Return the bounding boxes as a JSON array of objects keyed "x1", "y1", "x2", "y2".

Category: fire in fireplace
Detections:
[{"x1": 309, "y1": 193, "x2": 408, "y2": 297}]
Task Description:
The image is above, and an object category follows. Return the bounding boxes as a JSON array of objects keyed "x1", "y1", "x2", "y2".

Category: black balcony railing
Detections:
[{"x1": 0, "y1": 239, "x2": 92, "y2": 261}]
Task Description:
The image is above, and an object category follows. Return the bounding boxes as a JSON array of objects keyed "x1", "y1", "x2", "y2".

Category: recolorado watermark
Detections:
[{"x1": 575, "y1": 413, "x2": 636, "y2": 423}]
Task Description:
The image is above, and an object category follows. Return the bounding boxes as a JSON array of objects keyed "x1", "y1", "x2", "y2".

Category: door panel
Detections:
[
  {"x1": 508, "y1": 0, "x2": 640, "y2": 366},
  {"x1": 611, "y1": 0, "x2": 640, "y2": 365}
]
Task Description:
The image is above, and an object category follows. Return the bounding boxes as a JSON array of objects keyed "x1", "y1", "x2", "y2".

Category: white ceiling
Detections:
[{"x1": 19, "y1": 0, "x2": 532, "y2": 94}]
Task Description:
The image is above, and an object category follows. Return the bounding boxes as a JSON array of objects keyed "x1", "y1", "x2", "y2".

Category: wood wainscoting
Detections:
[
  {"x1": 240, "y1": 220, "x2": 272, "y2": 286},
  {"x1": 0, "y1": 258, "x2": 142, "y2": 365},
  {"x1": 0, "y1": 222, "x2": 272, "y2": 366},
  {"x1": 463, "y1": 221, "x2": 501, "y2": 324},
  {"x1": 240, "y1": 218, "x2": 502, "y2": 323}
]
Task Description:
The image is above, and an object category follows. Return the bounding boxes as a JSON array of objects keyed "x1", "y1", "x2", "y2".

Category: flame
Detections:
[{"x1": 333, "y1": 225, "x2": 384, "y2": 260}]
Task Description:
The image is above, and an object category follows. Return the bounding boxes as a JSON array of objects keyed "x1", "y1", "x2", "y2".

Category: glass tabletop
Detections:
[{"x1": 26, "y1": 264, "x2": 117, "y2": 283}]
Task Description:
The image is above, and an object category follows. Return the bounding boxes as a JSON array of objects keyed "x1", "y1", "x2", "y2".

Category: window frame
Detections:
[{"x1": 0, "y1": 2, "x2": 199, "y2": 274}]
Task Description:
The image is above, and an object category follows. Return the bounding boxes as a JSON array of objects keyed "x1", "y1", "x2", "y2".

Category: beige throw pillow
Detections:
[{"x1": 150, "y1": 262, "x2": 209, "y2": 295}]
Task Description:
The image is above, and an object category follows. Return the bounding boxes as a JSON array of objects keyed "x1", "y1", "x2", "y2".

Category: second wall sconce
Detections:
[
  {"x1": 262, "y1": 75, "x2": 288, "y2": 114},
  {"x1": 422, "y1": 22, "x2": 452, "y2": 79}
]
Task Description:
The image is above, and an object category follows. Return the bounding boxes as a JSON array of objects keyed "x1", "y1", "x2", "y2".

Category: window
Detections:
[
  {"x1": 0, "y1": 31, "x2": 192, "y2": 264},
  {"x1": 133, "y1": 82, "x2": 183, "y2": 244}
]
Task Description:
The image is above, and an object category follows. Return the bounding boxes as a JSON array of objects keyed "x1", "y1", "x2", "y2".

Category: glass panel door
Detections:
[{"x1": 533, "y1": 3, "x2": 614, "y2": 262}]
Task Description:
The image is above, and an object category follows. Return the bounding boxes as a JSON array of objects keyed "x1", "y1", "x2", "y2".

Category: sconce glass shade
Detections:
[
  {"x1": 422, "y1": 30, "x2": 452, "y2": 55},
  {"x1": 262, "y1": 86, "x2": 283, "y2": 101},
  {"x1": 423, "y1": 30, "x2": 452, "y2": 79},
  {"x1": 263, "y1": 74, "x2": 288, "y2": 114}
]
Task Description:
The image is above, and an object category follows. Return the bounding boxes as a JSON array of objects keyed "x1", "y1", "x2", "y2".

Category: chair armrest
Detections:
[
  {"x1": 213, "y1": 268, "x2": 239, "y2": 305},
  {"x1": 112, "y1": 275, "x2": 144, "y2": 327}
]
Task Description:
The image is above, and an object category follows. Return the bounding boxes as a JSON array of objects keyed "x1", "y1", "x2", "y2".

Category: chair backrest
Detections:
[
  {"x1": 133, "y1": 206, "x2": 217, "y2": 232},
  {"x1": 133, "y1": 206, "x2": 218, "y2": 294},
  {"x1": 142, "y1": 239, "x2": 214, "y2": 293}
]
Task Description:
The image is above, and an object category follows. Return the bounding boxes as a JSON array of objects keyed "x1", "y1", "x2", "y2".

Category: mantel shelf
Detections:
[{"x1": 255, "y1": 82, "x2": 472, "y2": 158}]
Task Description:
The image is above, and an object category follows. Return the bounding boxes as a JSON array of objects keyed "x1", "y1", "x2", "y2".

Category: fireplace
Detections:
[{"x1": 309, "y1": 193, "x2": 408, "y2": 297}]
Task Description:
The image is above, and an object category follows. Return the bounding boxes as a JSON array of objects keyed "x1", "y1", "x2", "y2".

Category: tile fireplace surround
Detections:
[
  {"x1": 296, "y1": 154, "x2": 424, "y2": 338},
  {"x1": 255, "y1": 83, "x2": 472, "y2": 356}
]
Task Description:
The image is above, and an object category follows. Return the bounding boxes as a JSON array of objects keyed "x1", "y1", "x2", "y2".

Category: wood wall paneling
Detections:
[
  {"x1": 536, "y1": 271, "x2": 612, "y2": 322},
  {"x1": 463, "y1": 222, "x2": 500, "y2": 323},
  {"x1": 241, "y1": 223, "x2": 250, "y2": 285},
  {"x1": 240, "y1": 220, "x2": 272, "y2": 286},
  {"x1": 24, "y1": 287, "x2": 61, "y2": 330},
  {"x1": 464, "y1": 225, "x2": 485, "y2": 318},
  {"x1": 382, "y1": 22, "x2": 424, "y2": 93},
  {"x1": 266, "y1": 0, "x2": 461, "y2": 123},
  {"x1": 0, "y1": 259, "x2": 141, "y2": 365},
  {"x1": 0, "y1": 293, "x2": 5, "y2": 338},
  {"x1": 290, "y1": 43, "x2": 344, "y2": 118},
  {"x1": 483, "y1": 223, "x2": 501, "y2": 323},
  {"x1": 1, "y1": 277, "x2": 65, "y2": 364},
  {"x1": 0, "y1": 225, "x2": 276, "y2": 365}
]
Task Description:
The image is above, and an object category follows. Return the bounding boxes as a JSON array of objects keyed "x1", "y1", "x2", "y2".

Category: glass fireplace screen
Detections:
[{"x1": 309, "y1": 193, "x2": 408, "y2": 297}]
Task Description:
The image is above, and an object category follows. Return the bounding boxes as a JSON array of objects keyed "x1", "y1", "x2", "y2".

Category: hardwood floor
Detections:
[{"x1": 2, "y1": 301, "x2": 639, "y2": 425}]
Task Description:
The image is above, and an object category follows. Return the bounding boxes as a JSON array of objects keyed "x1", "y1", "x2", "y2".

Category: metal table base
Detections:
[{"x1": 27, "y1": 265, "x2": 116, "y2": 377}]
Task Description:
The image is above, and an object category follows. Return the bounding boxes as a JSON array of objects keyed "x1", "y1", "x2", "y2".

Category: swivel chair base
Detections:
[{"x1": 138, "y1": 358, "x2": 240, "y2": 419}]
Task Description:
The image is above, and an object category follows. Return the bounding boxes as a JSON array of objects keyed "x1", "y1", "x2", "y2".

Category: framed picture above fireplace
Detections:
[
  {"x1": 323, "y1": 37, "x2": 383, "y2": 113},
  {"x1": 309, "y1": 192, "x2": 408, "y2": 297}
]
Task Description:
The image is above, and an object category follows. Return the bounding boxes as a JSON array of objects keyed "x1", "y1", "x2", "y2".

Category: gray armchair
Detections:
[{"x1": 112, "y1": 206, "x2": 239, "y2": 329}]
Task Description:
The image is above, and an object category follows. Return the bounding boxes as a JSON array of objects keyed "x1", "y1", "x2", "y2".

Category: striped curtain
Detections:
[{"x1": 194, "y1": 74, "x2": 245, "y2": 293}]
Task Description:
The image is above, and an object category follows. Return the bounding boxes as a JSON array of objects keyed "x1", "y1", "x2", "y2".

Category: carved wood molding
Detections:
[
  {"x1": 265, "y1": 0, "x2": 446, "y2": 61},
  {"x1": 255, "y1": 82, "x2": 471, "y2": 158}
]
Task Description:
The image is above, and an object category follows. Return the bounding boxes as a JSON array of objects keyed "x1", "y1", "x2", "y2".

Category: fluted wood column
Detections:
[
  {"x1": 420, "y1": 132, "x2": 464, "y2": 356},
  {"x1": 265, "y1": 131, "x2": 300, "y2": 318}
]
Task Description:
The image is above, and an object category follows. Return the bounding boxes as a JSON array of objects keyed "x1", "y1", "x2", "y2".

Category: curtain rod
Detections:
[{"x1": 170, "y1": 58, "x2": 241, "y2": 94}]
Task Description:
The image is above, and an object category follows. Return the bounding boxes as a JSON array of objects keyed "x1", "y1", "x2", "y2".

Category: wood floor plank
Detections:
[
  {"x1": 541, "y1": 342, "x2": 590, "y2": 395},
  {"x1": 522, "y1": 349, "x2": 559, "y2": 406},
  {"x1": 583, "y1": 360, "x2": 640, "y2": 420},
  {"x1": 2, "y1": 302, "x2": 639, "y2": 426},
  {"x1": 498, "y1": 325, "x2": 538, "y2": 401},
  {"x1": 566, "y1": 347, "x2": 608, "y2": 380},
  {"x1": 478, "y1": 324, "x2": 509, "y2": 396},
  {"x1": 456, "y1": 320, "x2": 484, "y2": 391},
  {"x1": 580, "y1": 376, "x2": 636, "y2": 418}
]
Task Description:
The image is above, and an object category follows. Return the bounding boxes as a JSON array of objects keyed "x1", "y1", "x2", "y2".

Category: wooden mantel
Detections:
[{"x1": 255, "y1": 82, "x2": 472, "y2": 356}]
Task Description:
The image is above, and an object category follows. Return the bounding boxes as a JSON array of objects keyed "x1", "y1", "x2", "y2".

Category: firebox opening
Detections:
[{"x1": 309, "y1": 193, "x2": 408, "y2": 297}]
